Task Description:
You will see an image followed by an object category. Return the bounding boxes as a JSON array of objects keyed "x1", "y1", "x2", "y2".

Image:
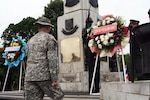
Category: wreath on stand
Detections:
[
  {"x1": 88, "y1": 15, "x2": 129, "y2": 57},
  {"x1": 2, "y1": 36, "x2": 26, "y2": 67}
]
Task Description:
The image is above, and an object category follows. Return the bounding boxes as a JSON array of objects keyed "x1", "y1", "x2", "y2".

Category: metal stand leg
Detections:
[
  {"x1": 90, "y1": 54, "x2": 99, "y2": 95},
  {"x1": 121, "y1": 49, "x2": 128, "y2": 83},
  {"x1": 116, "y1": 51, "x2": 122, "y2": 82},
  {"x1": 2, "y1": 60, "x2": 25, "y2": 92},
  {"x1": 19, "y1": 61, "x2": 23, "y2": 92},
  {"x1": 2, "y1": 67, "x2": 10, "y2": 92}
]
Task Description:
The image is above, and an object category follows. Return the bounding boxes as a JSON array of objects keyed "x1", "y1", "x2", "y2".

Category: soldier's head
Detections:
[
  {"x1": 128, "y1": 19, "x2": 140, "y2": 31},
  {"x1": 34, "y1": 16, "x2": 54, "y2": 33}
]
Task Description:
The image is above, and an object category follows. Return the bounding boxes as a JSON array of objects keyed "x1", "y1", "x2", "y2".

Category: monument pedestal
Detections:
[
  {"x1": 100, "y1": 59, "x2": 123, "y2": 82},
  {"x1": 57, "y1": 0, "x2": 100, "y2": 93},
  {"x1": 58, "y1": 72, "x2": 89, "y2": 93}
]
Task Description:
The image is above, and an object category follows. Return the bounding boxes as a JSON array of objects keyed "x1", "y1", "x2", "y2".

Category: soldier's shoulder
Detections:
[{"x1": 49, "y1": 34, "x2": 58, "y2": 43}]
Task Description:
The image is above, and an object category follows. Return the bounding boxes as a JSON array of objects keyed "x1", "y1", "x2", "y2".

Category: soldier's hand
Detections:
[{"x1": 51, "y1": 81, "x2": 58, "y2": 87}]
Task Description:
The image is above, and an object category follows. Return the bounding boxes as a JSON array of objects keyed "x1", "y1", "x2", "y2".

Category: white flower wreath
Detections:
[{"x1": 88, "y1": 15, "x2": 129, "y2": 57}]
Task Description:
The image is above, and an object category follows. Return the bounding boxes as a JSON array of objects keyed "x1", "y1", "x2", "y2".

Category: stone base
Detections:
[
  {"x1": 59, "y1": 72, "x2": 89, "y2": 93},
  {"x1": 101, "y1": 72, "x2": 123, "y2": 82},
  {"x1": 100, "y1": 81, "x2": 150, "y2": 100}
]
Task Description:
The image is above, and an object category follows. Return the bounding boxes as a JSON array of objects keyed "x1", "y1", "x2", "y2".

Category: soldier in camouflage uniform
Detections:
[{"x1": 24, "y1": 16, "x2": 64, "y2": 100}]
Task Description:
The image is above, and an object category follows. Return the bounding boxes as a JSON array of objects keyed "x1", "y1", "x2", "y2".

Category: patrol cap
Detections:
[
  {"x1": 130, "y1": 19, "x2": 140, "y2": 24},
  {"x1": 34, "y1": 16, "x2": 54, "y2": 27}
]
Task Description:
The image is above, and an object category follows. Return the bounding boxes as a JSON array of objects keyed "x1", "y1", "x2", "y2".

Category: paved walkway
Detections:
[{"x1": 0, "y1": 91, "x2": 100, "y2": 100}]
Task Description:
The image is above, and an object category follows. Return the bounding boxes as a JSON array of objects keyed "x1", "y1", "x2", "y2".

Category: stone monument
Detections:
[{"x1": 57, "y1": 0, "x2": 100, "y2": 93}]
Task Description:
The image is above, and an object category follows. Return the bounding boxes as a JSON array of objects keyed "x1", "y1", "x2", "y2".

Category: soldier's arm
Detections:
[{"x1": 47, "y1": 37, "x2": 58, "y2": 82}]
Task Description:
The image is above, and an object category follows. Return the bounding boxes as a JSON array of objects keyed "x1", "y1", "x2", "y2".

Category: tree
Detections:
[
  {"x1": 44, "y1": 0, "x2": 64, "y2": 38},
  {"x1": 1, "y1": 17, "x2": 37, "y2": 47}
]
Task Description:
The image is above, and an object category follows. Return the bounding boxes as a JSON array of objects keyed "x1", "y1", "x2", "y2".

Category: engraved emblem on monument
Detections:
[
  {"x1": 89, "y1": 0, "x2": 99, "y2": 8},
  {"x1": 65, "y1": 0, "x2": 80, "y2": 7},
  {"x1": 62, "y1": 18, "x2": 78, "y2": 35}
]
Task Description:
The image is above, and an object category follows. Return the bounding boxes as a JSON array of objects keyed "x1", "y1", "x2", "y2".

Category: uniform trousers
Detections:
[{"x1": 24, "y1": 80, "x2": 64, "y2": 100}]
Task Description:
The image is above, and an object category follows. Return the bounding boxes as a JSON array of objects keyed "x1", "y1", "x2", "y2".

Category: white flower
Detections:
[
  {"x1": 87, "y1": 29, "x2": 91, "y2": 33},
  {"x1": 102, "y1": 20, "x2": 106, "y2": 26},
  {"x1": 98, "y1": 44, "x2": 102, "y2": 49},
  {"x1": 100, "y1": 35, "x2": 105, "y2": 42},
  {"x1": 110, "y1": 18, "x2": 115, "y2": 22},
  {"x1": 95, "y1": 36, "x2": 99, "y2": 41},
  {"x1": 5, "y1": 40, "x2": 10, "y2": 44},
  {"x1": 92, "y1": 26, "x2": 98, "y2": 29},
  {"x1": 10, "y1": 53, "x2": 15, "y2": 58},
  {"x1": 117, "y1": 16, "x2": 125, "y2": 25},
  {"x1": 100, "y1": 50, "x2": 112, "y2": 57},
  {"x1": 7, "y1": 56, "x2": 10, "y2": 59},
  {"x1": 110, "y1": 39, "x2": 114, "y2": 44},
  {"x1": 106, "y1": 20, "x2": 110, "y2": 24},
  {"x1": 97, "y1": 40, "x2": 100, "y2": 44},
  {"x1": 104, "y1": 35, "x2": 109, "y2": 40},
  {"x1": 100, "y1": 35, "x2": 104, "y2": 39},
  {"x1": 108, "y1": 33, "x2": 114, "y2": 37},
  {"x1": 105, "y1": 17, "x2": 111, "y2": 20},
  {"x1": 103, "y1": 40, "x2": 108, "y2": 45},
  {"x1": 7, "y1": 53, "x2": 16, "y2": 60},
  {"x1": 121, "y1": 37, "x2": 129, "y2": 47},
  {"x1": 88, "y1": 39, "x2": 94, "y2": 47},
  {"x1": 97, "y1": 21, "x2": 102, "y2": 26},
  {"x1": 7, "y1": 53, "x2": 11, "y2": 58}
]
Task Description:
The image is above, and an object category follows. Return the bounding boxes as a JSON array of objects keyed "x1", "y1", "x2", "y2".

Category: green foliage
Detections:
[
  {"x1": 124, "y1": 54, "x2": 130, "y2": 69},
  {"x1": 118, "y1": 54, "x2": 130, "y2": 71},
  {"x1": 14, "y1": 17, "x2": 37, "y2": 35},
  {"x1": 118, "y1": 54, "x2": 136, "y2": 80},
  {"x1": 44, "y1": 0, "x2": 64, "y2": 38},
  {"x1": 1, "y1": 17, "x2": 37, "y2": 47}
]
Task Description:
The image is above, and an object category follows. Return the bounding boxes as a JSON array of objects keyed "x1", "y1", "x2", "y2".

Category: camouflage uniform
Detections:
[{"x1": 24, "y1": 32, "x2": 64, "y2": 100}]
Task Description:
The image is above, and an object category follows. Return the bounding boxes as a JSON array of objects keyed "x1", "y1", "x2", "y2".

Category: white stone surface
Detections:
[
  {"x1": 100, "y1": 60, "x2": 110, "y2": 72},
  {"x1": 66, "y1": 82, "x2": 82, "y2": 92},
  {"x1": 81, "y1": 72, "x2": 89, "y2": 92},
  {"x1": 140, "y1": 82, "x2": 150, "y2": 95},
  {"x1": 100, "y1": 81, "x2": 150, "y2": 100},
  {"x1": 100, "y1": 72, "x2": 123, "y2": 82},
  {"x1": 126, "y1": 93, "x2": 150, "y2": 100},
  {"x1": 122, "y1": 83, "x2": 140, "y2": 94}
]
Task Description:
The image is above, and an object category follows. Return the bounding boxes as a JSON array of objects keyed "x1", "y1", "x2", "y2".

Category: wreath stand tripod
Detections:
[
  {"x1": 2, "y1": 60, "x2": 26, "y2": 92},
  {"x1": 89, "y1": 49, "x2": 128, "y2": 95}
]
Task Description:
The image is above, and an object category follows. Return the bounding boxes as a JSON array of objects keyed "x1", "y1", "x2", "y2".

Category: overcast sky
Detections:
[
  {"x1": 0, "y1": 0, "x2": 50, "y2": 36},
  {"x1": 99, "y1": 0, "x2": 150, "y2": 25},
  {"x1": 0, "y1": 0, "x2": 150, "y2": 53}
]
